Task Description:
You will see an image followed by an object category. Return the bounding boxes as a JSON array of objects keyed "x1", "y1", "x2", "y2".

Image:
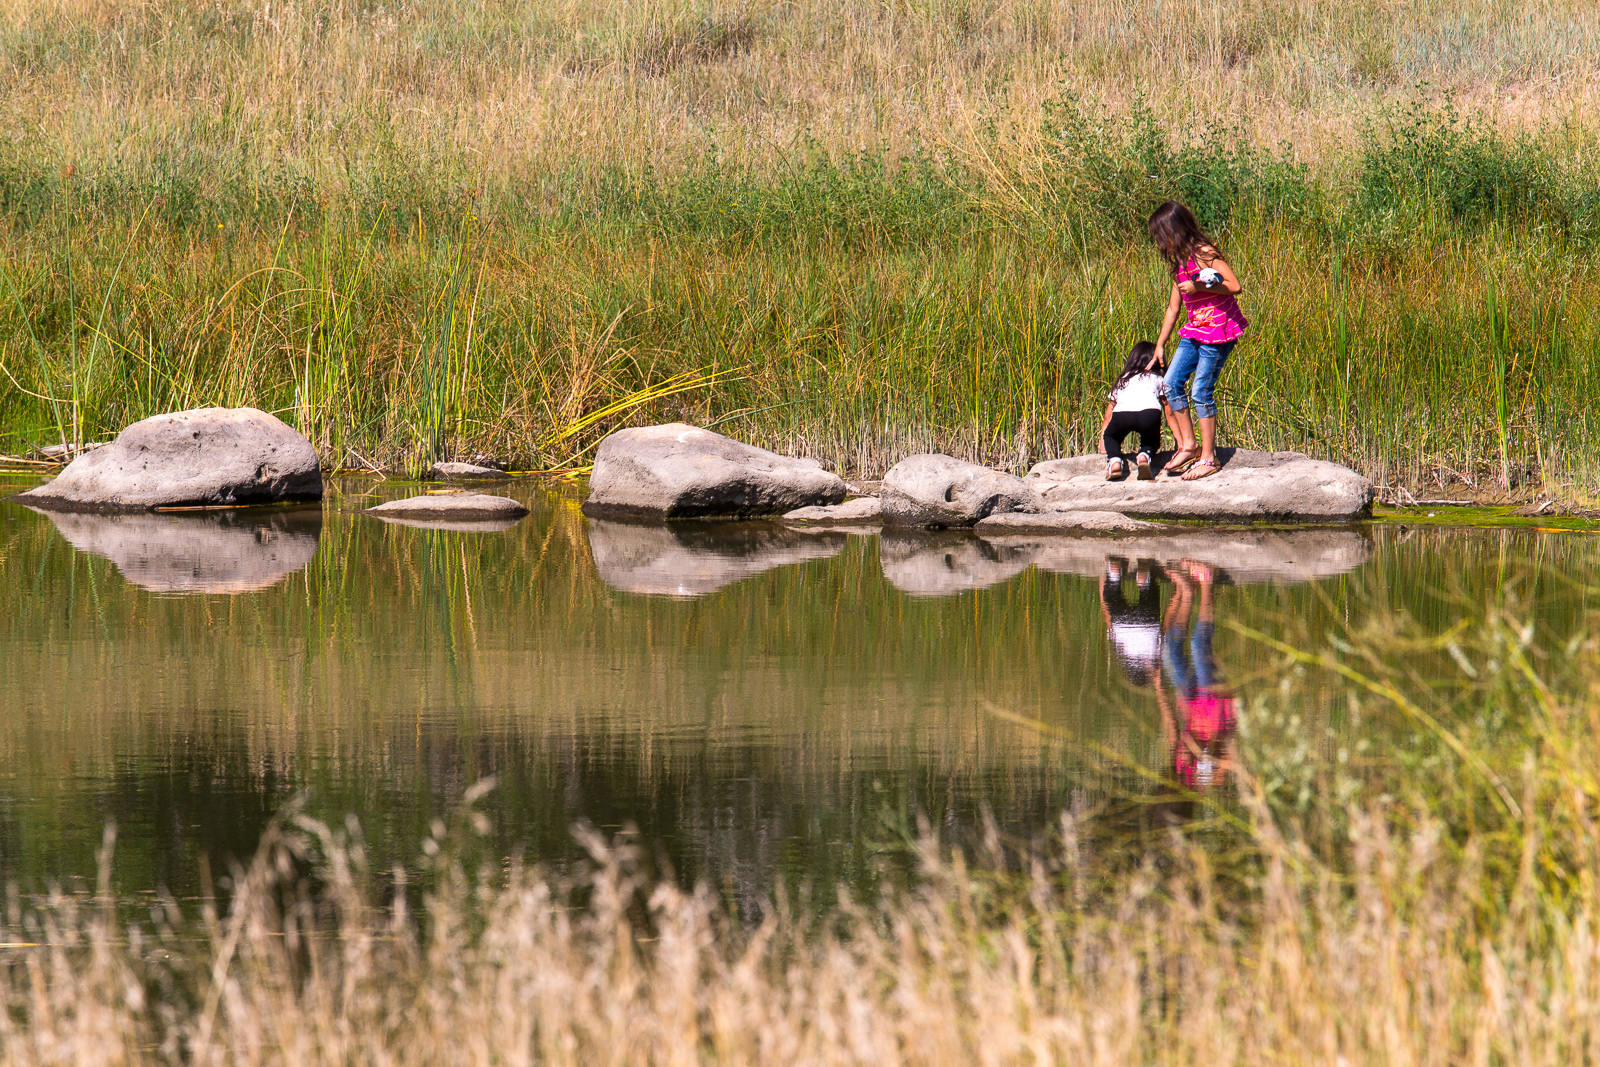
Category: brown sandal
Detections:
[
  {"x1": 1165, "y1": 448, "x2": 1198, "y2": 476},
  {"x1": 1181, "y1": 458, "x2": 1222, "y2": 481}
]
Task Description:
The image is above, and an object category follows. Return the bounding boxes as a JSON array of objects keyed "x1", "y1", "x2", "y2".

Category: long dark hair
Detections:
[
  {"x1": 1147, "y1": 200, "x2": 1215, "y2": 274},
  {"x1": 1112, "y1": 341, "x2": 1159, "y2": 392}
]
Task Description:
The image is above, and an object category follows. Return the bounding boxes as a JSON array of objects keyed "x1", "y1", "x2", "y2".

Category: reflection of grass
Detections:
[
  {"x1": 1374, "y1": 504, "x2": 1600, "y2": 531},
  {"x1": 6, "y1": 609, "x2": 1600, "y2": 1062}
]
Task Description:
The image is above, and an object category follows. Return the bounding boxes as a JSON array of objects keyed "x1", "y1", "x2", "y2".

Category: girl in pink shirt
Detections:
[{"x1": 1148, "y1": 201, "x2": 1249, "y2": 481}]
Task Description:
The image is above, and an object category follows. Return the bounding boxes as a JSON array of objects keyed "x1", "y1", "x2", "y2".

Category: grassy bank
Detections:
[
  {"x1": 1, "y1": 604, "x2": 1596, "y2": 1064},
  {"x1": 2, "y1": 0, "x2": 1599, "y2": 492}
]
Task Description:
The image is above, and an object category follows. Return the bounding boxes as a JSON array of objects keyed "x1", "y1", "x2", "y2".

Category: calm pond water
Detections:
[{"x1": 0, "y1": 475, "x2": 1594, "y2": 902}]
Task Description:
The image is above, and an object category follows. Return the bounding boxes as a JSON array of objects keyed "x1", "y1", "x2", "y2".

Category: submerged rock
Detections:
[
  {"x1": 974, "y1": 510, "x2": 1156, "y2": 534},
  {"x1": 1023, "y1": 449, "x2": 1373, "y2": 522},
  {"x1": 877, "y1": 530, "x2": 1037, "y2": 596},
  {"x1": 31, "y1": 506, "x2": 321, "y2": 594},
  {"x1": 431, "y1": 461, "x2": 509, "y2": 481},
  {"x1": 879, "y1": 454, "x2": 1041, "y2": 528},
  {"x1": 18, "y1": 408, "x2": 322, "y2": 511},
  {"x1": 367, "y1": 493, "x2": 529, "y2": 521},
  {"x1": 587, "y1": 518, "x2": 846, "y2": 596},
  {"x1": 582, "y1": 423, "x2": 845, "y2": 519},
  {"x1": 781, "y1": 496, "x2": 883, "y2": 527}
]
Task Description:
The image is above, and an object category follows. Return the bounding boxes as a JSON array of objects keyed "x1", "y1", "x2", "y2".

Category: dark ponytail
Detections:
[{"x1": 1112, "y1": 341, "x2": 1159, "y2": 393}]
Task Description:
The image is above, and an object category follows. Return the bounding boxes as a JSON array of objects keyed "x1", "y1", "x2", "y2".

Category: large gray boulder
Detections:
[
  {"x1": 879, "y1": 454, "x2": 1042, "y2": 528},
  {"x1": 31, "y1": 506, "x2": 320, "y2": 594},
  {"x1": 1023, "y1": 449, "x2": 1373, "y2": 522},
  {"x1": 18, "y1": 408, "x2": 321, "y2": 511},
  {"x1": 582, "y1": 424, "x2": 845, "y2": 519},
  {"x1": 587, "y1": 519, "x2": 846, "y2": 596}
]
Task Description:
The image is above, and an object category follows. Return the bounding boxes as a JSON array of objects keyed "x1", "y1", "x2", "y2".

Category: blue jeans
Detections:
[{"x1": 1164, "y1": 337, "x2": 1236, "y2": 420}]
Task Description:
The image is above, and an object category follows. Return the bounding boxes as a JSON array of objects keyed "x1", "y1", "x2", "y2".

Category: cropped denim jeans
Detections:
[{"x1": 1163, "y1": 337, "x2": 1236, "y2": 420}]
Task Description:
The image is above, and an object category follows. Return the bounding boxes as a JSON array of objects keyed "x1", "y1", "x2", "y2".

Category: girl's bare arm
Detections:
[
  {"x1": 1097, "y1": 401, "x2": 1114, "y2": 453},
  {"x1": 1184, "y1": 245, "x2": 1242, "y2": 295},
  {"x1": 1153, "y1": 284, "x2": 1182, "y2": 363}
]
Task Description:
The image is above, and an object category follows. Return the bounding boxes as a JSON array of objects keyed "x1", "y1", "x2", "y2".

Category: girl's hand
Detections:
[
  {"x1": 1097, "y1": 439, "x2": 1106, "y2": 454},
  {"x1": 1150, "y1": 345, "x2": 1165, "y2": 370},
  {"x1": 1177, "y1": 278, "x2": 1200, "y2": 295}
]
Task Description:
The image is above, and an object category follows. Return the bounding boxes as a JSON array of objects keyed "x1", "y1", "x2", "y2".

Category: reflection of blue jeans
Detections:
[
  {"x1": 1163, "y1": 619, "x2": 1217, "y2": 695},
  {"x1": 1164, "y1": 337, "x2": 1236, "y2": 419}
]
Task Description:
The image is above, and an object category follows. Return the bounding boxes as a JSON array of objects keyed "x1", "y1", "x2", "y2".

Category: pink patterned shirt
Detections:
[{"x1": 1177, "y1": 256, "x2": 1249, "y2": 344}]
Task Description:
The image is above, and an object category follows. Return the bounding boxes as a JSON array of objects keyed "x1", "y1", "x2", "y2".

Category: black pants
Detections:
[{"x1": 1103, "y1": 409, "x2": 1162, "y2": 461}]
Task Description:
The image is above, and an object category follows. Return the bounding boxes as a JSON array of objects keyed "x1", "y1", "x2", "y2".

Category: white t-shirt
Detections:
[
  {"x1": 1109, "y1": 372, "x2": 1164, "y2": 413},
  {"x1": 1111, "y1": 621, "x2": 1161, "y2": 665}
]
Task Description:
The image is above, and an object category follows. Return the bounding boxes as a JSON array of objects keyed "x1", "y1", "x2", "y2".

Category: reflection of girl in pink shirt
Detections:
[{"x1": 1155, "y1": 561, "x2": 1238, "y2": 793}]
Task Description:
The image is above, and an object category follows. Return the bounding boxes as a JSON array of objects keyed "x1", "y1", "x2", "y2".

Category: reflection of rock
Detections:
[
  {"x1": 33, "y1": 507, "x2": 321, "y2": 593},
  {"x1": 1023, "y1": 449, "x2": 1374, "y2": 522},
  {"x1": 878, "y1": 531, "x2": 1036, "y2": 596},
  {"x1": 975, "y1": 510, "x2": 1156, "y2": 534},
  {"x1": 782, "y1": 497, "x2": 883, "y2": 526},
  {"x1": 881, "y1": 454, "x2": 1041, "y2": 528},
  {"x1": 19, "y1": 407, "x2": 321, "y2": 511},
  {"x1": 587, "y1": 519, "x2": 847, "y2": 596},
  {"x1": 370, "y1": 516, "x2": 526, "y2": 533},
  {"x1": 367, "y1": 493, "x2": 529, "y2": 521},
  {"x1": 582, "y1": 423, "x2": 845, "y2": 519},
  {"x1": 981, "y1": 527, "x2": 1373, "y2": 585}
]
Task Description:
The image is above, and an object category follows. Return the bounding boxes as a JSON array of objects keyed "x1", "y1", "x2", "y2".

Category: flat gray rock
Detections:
[
  {"x1": 587, "y1": 519, "x2": 845, "y2": 596},
  {"x1": 431, "y1": 461, "x2": 508, "y2": 480},
  {"x1": 31, "y1": 506, "x2": 320, "y2": 593},
  {"x1": 781, "y1": 497, "x2": 883, "y2": 526},
  {"x1": 974, "y1": 510, "x2": 1156, "y2": 534},
  {"x1": 367, "y1": 493, "x2": 529, "y2": 521},
  {"x1": 980, "y1": 527, "x2": 1374, "y2": 585},
  {"x1": 582, "y1": 423, "x2": 845, "y2": 519},
  {"x1": 879, "y1": 454, "x2": 1041, "y2": 528},
  {"x1": 18, "y1": 408, "x2": 322, "y2": 511},
  {"x1": 1023, "y1": 449, "x2": 1373, "y2": 522},
  {"x1": 878, "y1": 531, "x2": 1035, "y2": 596}
]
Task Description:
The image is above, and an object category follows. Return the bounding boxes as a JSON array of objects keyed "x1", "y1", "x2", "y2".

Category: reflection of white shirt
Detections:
[
  {"x1": 1111, "y1": 622, "x2": 1161, "y2": 664},
  {"x1": 1109, "y1": 373, "x2": 1164, "y2": 413}
]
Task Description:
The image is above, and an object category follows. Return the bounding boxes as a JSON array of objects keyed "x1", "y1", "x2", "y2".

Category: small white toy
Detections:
[{"x1": 1196, "y1": 267, "x2": 1223, "y2": 289}]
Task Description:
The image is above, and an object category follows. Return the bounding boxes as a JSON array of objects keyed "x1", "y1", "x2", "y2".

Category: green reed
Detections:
[{"x1": 1, "y1": 103, "x2": 1598, "y2": 493}]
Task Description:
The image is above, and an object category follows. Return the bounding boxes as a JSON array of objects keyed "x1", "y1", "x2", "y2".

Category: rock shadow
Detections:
[
  {"x1": 587, "y1": 519, "x2": 847, "y2": 597},
  {"x1": 878, "y1": 530, "x2": 1036, "y2": 597},
  {"x1": 32, "y1": 506, "x2": 322, "y2": 593}
]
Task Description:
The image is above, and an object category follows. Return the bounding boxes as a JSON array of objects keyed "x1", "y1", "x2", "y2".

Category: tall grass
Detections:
[{"x1": 1, "y1": 606, "x2": 1596, "y2": 1064}]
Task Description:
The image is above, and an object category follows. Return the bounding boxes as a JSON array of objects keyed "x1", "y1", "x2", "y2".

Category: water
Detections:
[{"x1": 0, "y1": 476, "x2": 1593, "y2": 903}]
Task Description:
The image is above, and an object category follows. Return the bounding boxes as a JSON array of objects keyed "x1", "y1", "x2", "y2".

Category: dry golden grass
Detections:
[{"x1": 1, "y1": 0, "x2": 1595, "y2": 197}]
